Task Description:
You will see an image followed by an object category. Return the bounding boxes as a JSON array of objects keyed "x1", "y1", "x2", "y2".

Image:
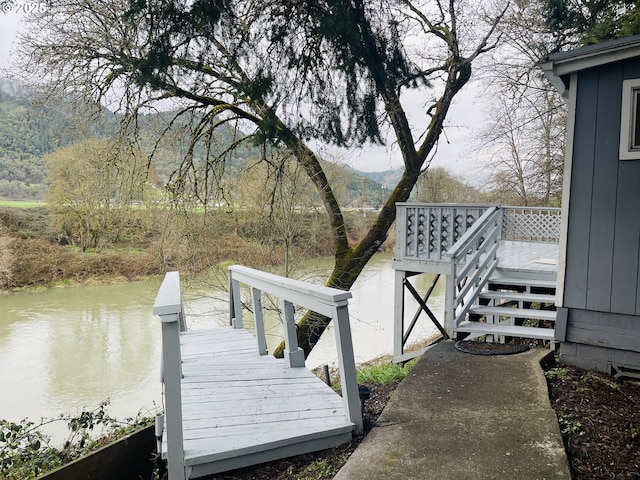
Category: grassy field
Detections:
[{"x1": 0, "y1": 199, "x2": 45, "y2": 208}]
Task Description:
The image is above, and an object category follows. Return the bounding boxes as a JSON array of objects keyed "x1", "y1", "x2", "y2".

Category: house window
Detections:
[{"x1": 620, "y1": 79, "x2": 640, "y2": 160}]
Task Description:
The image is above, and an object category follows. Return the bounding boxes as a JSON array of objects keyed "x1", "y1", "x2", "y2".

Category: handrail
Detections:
[
  {"x1": 445, "y1": 207, "x2": 502, "y2": 334},
  {"x1": 227, "y1": 265, "x2": 363, "y2": 436},
  {"x1": 445, "y1": 207, "x2": 501, "y2": 260},
  {"x1": 153, "y1": 271, "x2": 186, "y2": 480}
]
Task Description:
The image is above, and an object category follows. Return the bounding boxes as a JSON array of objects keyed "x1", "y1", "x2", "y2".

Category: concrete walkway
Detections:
[{"x1": 334, "y1": 341, "x2": 571, "y2": 480}]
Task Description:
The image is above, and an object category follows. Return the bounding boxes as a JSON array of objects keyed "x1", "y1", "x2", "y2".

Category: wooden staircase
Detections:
[{"x1": 455, "y1": 275, "x2": 557, "y2": 342}]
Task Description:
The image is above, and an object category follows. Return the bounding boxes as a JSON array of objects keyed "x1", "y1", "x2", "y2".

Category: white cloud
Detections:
[{"x1": 334, "y1": 80, "x2": 488, "y2": 182}]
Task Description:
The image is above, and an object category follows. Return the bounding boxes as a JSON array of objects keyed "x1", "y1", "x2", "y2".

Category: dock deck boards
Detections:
[{"x1": 163, "y1": 326, "x2": 354, "y2": 479}]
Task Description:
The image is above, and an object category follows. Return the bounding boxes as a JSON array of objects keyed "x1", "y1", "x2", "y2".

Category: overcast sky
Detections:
[
  {"x1": 0, "y1": 9, "x2": 487, "y2": 179},
  {"x1": 0, "y1": 9, "x2": 22, "y2": 70}
]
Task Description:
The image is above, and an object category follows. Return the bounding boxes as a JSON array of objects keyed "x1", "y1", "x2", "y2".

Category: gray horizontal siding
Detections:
[
  {"x1": 565, "y1": 308, "x2": 640, "y2": 353},
  {"x1": 561, "y1": 340, "x2": 640, "y2": 373}
]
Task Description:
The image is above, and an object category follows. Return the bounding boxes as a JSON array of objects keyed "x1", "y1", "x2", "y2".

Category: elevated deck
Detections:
[
  {"x1": 154, "y1": 267, "x2": 363, "y2": 479},
  {"x1": 495, "y1": 240, "x2": 558, "y2": 277},
  {"x1": 393, "y1": 204, "x2": 561, "y2": 362}
]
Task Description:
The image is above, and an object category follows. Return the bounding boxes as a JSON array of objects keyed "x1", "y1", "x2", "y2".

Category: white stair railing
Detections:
[{"x1": 444, "y1": 207, "x2": 502, "y2": 336}]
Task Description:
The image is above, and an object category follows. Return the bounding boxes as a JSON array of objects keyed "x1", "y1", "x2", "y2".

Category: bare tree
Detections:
[
  {"x1": 44, "y1": 139, "x2": 150, "y2": 251},
  {"x1": 416, "y1": 166, "x2": 482, "y2": 203},
  {"x1": 15, "y1": 0, "x2": 507, "y2": 356},
  {"x1": 476, "y1": 0, "x2": 565, "y2": 206}
]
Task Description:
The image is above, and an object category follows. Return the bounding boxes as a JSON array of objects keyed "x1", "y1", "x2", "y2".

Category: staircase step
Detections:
[
  {"x1": 478, "y1": 291, "x2": 556, "y2": 304},
  {"x1": 456, "y1": 321, "x2": 555, "y2": 341},
  {"x1": 488, "y1": 276, "x2": 557, "y2": 289},
  {"x1": 469, "y1": 305, "x2": 557, "y2": 322}
]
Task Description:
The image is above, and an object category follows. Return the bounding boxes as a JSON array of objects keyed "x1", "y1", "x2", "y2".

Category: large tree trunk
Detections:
[
  {"x1": 272, "y1": 167, "x2": 420, "y2": 357},
  {"x1": 272, "y1": 62, "x2": 472, "y2": 358}
]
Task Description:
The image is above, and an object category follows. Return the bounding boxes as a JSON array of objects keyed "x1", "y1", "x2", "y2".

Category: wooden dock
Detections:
[{"x1": 154, "y1": 267, "x2": 363, "y2": 480}]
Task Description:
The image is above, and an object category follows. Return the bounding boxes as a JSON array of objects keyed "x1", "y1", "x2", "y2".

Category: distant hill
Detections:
[
  {"x1": 341, "y1": 166, "x2": 412, "y2": 208},
  {"x1": 0, "y1": 80, "x2": 81, "y2": 199},
  {"x1": 0, "y1": 79, "x2": 404, "y2": 208},
  {"x1": 359, "y1": 168, "x2": 403, "y2": 190}
]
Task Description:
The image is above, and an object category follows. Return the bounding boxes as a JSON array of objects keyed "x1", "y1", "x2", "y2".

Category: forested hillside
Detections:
[
  {"x1": 0, "y1": 79, "x2": 90, "y2": 199},
  {"x1": 0, "y1": 79, "x2": 393, "y2": 205}
]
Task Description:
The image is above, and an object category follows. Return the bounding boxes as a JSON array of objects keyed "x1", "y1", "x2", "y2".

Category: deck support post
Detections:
[
  {"x1": 161, "y1": 315, "x2": 186, "y2": 480},
  {"x1": 393, "y1": 270, "x2": 406, "y2": 363},
  {"x1": 446, "y1": 266, "x2": 456, "y2": 339},
  {"x1": 333, "y1": 304, "x2": 364, "y2": 437}
]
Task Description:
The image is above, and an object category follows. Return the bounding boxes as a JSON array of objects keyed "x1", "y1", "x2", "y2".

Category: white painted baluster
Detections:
[
  {"x1": 282, "y1": 300, "x2": 305, "y2": 368},
  {"x1": 230, "y1": 276, "x2": 243, "y2": 329},
  {"x1": 251, "y1": 287, "x2": 268, "y2": 355}
]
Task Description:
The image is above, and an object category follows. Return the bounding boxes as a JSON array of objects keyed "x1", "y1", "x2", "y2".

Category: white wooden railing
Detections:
[
  {"x1": 444, "y1": 207, "x2": 502, "y2": 332},
  {"x1": 395, "y1": 203, "x2": 493, "y2": 263},
  {"x1": 227, "y1": 265, "x2": 362, "y2": 435},
  {"x1": 153, "y1": 267, "x2": 363, "y2": 479},
  {"x1": 501, "y1": 206, "x2": 561, "y2": 243},
  {"x1": 394, "y1": 203, "x2": 561, "y2": 359},
  {"x1": 395, "y1": 203, "x2": 561, "y2": 265},
  {"x1": 152, "y1": 271, "x2": 186, "y2": 480}
]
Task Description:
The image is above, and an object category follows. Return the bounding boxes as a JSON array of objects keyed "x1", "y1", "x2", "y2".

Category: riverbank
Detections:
[{"x1": 0, "y1": 205, "x2": 393, "y2": 291}]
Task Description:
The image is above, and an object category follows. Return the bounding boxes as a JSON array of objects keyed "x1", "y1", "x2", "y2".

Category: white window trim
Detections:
[{"x1": 620, "y1": 78, "x2": 640, "y2": 160}]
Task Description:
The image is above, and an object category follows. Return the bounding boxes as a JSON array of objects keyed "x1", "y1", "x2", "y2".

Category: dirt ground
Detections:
[
  {"x1": 546, "y1": 365, "x2": 640, "y2": 479},
  {"x1": 202, "y1": 362, "x2": 640, "y2": 480}
]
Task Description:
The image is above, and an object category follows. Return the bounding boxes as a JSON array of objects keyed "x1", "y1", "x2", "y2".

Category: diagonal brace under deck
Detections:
[{"x1": 403, "y1": 277, "x2": 450, "y2": 340}]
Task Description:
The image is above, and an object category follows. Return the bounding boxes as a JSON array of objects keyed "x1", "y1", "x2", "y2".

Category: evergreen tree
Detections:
[
  {"x1": 543, "y1": 0, "x2": 640, "y2": 50},
  {"x1": 15, "y1": 0, "x2": 507, "y2": 356}
]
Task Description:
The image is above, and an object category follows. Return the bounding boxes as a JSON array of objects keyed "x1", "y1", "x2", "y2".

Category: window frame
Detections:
[{"x1": 619, "y1": 78, "x2": 640, "y2": 160}]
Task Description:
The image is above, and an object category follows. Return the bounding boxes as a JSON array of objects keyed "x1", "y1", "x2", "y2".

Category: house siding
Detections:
[
  {"x1": 563, "y1": 68, "x2": 598, "y2": 311},
  {"x1": 561, "y1": 58, "x2": 640, "y2": 371},
  {"x1": 565, "y1": 308, "x2": 640, "y2": 353},
  {"x1": 560, "y1": 339, "x2": 640, "y2": 372}
]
